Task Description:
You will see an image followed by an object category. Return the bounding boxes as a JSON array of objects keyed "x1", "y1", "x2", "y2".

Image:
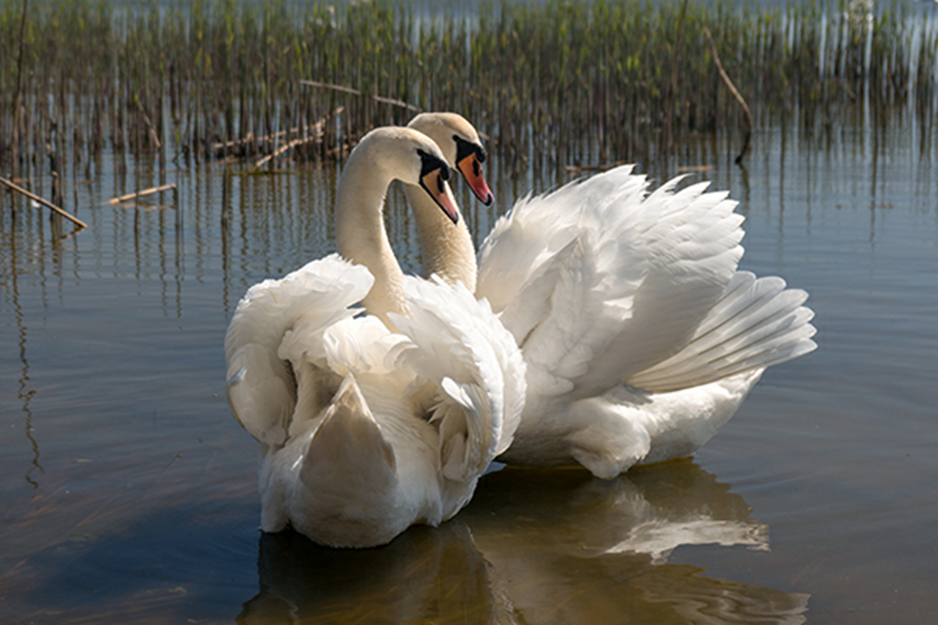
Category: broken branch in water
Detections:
[
  {"x1": 250, "y1": 107, "x2": 345, "y2": 171},
  {"x1": 300, "y1": 80, "x2": 422, "y2": 113},
  {"x1": 107, "y1": 183, "x2": 177, "y2": 205},
  {"x1": 704, "y1": 27, "x2": 753, "y2": 164},
  {"x1": 252, "y1": 135, "x2": 321, "y2": 171},
  {"x1": 0, "y1": 176, "x2": 88, "y2": 229}
]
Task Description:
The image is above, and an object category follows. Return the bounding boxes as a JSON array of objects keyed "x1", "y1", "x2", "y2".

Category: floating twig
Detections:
[
  {"x1": 211, "y1": 132, "x2": 259, "y2": 155},
  {"x1": 704, "y1": 27, "x2": 753, "y2": 164},
  {"x1": 107, "y1": 183, "x2": 177, "y2": 205},
  {"x1": 300, "y1": 80, "x2": 422, "y2": 113},
  {"x1": 0, "y1": 176, "x2": 88, "y2": 229},
  {"x1": 251, "y1": 135, "x2": 321, "y2": 171},
  {"x1": 211, "y1": 130, "x2": 285, "y2": 156}
]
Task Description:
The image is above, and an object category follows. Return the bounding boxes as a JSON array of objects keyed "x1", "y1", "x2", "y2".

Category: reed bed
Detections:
[{"x1": 1, "y1": 0, "x2": 935, "y2": 182}]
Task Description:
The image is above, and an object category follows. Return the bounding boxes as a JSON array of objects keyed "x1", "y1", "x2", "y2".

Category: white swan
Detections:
[
  {"x1": 404, "y1": 112, "x2": 492, "y2": 292},
  {"x1": 403, "y1": 113, "x2": 817, "y2": 479},
  {"x1": 224, "y1": 126, "x2": 525, "y2": 547}
]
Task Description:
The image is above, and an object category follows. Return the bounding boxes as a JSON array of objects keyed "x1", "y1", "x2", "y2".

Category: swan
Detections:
[
  {"x1": 403, "y1": 113, "x2": 817, "y2": 479},
  {"x1": 224, "y1": 126, "x2": 525, "y2": 547},
  {"x1": 403, "y1": 112, "x2": 492, "y2": 292}
]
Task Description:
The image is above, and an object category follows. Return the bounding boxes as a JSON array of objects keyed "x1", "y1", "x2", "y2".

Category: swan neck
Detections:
[
  {"x1": 403, "y1": 183, "x2": 478, "y2": 293},
  {"x1": 335, "y1": 150, "x2": 407, "y2": 327}
]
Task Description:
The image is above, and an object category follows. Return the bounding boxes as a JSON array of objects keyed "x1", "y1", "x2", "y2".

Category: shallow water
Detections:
[{"x1": 1, "y1": 108, "x2": 936, "y2": 624}]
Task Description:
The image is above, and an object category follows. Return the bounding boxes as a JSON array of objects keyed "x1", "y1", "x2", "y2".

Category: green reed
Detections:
[{"x1": 1, "y1": 0, "x2": 935, "y2": 179}]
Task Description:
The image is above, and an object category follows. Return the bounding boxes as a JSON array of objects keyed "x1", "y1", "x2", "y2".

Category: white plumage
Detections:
[
  {"x1": 225, "y1": 128, "x2": 525, "y2": 547},
  {"x1": 406, "y1": 114, "x2": 817, "y2": 479}
]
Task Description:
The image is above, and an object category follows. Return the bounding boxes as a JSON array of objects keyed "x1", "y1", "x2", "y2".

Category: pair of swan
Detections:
[{"x1": 225, "y1": 113, "x2": 816, "y2": 547}]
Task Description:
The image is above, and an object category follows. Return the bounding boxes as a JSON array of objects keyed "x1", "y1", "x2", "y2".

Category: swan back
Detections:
[
  {"x1": 476, "y1": 164, "x2": 816, "y2": 476},
  {"x1": 479, "y1": 168, "x2": 752, "y2": 399},
  {"x1": 226, "y1": 253, "x2": 526, "y2": 547}
]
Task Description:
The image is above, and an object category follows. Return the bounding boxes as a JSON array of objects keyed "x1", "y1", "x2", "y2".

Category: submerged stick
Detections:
[
  {"x1": 212, "y1": 130, "x2": 289, "y2": 155},
  {"x1": 251, "y1": 135, "x2": 322, "y2": 171},
  {"x1": 704, "y1": 27, "x2": 753, "y2": 164},
  {"x1": 107, "y1": 183, "x2": 177, "y2": 205},
  {"x1": 0, "y1": 176, "x2": 88, "y2": 228},
  {"x1": 300, "y1": 80, "x2": 422, "y2": 112}
]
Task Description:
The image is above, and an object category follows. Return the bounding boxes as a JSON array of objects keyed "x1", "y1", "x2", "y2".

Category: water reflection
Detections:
[
  {"x1": 240, "y1": 524, "x2": 498, "y2": 624},
  {"x1": 8, "y1": 223, "x2": 45, "y2": 491},
  {"x1": 2, "y1": 93, "x2": 933, "y2": 621},
  {"x1": 240, "y1": 461, "x2": 808, "y2": 624}
]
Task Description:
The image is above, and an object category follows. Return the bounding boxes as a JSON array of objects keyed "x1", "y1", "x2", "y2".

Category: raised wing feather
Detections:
[
  {"x1": 478, "y1": 166, "x2": 747, "y2": 402},
  {"x1": 224, "y1": 255, "x2": 373, "y2": 448},
  {"x1": 628, "y1": 272, "x2": 818, "y2": 392}
]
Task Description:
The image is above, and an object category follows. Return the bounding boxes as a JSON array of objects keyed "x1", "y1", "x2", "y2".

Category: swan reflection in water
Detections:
[{"x1": 237, "y1": 460, "x2": 809, "y2": 624}]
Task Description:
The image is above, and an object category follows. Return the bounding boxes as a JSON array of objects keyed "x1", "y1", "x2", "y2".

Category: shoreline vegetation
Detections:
[{"x1": 0, "y1": 0, "x2": 935, "y2": 193}]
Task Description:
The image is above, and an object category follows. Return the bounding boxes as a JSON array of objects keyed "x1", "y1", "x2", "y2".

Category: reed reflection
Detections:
[
  {"x1": 239, "y1": 461, "x2": 808, "y2": 624},
  {"x1": 8, "y1": 221, "x2": 45, "y2": 491}
]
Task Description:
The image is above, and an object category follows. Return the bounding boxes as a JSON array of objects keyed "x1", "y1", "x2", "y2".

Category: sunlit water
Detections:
[{"x1": 1, "y1": 108, "x2": 936, "y2": 624}]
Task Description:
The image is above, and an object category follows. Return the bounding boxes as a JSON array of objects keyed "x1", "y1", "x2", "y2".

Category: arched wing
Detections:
[
  {"x1": 224, "y1": 255, "x2": 373, "y2": 448},
  {"x1": 391, "y1": 276, "x2": 526, "y2": 485}
]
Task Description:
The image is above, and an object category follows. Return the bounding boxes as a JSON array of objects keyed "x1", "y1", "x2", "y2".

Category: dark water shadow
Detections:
[
  {"x1": 1, "y1": 497, "x2": 258, "y2": 625},
  {"x1": 239, "y1": 460, "x2": 810, "y2": 624}
]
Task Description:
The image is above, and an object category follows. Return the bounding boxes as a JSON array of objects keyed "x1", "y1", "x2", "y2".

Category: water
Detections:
[{"x1": 1, "y1": 109, "x2": 936, "y2": 623}]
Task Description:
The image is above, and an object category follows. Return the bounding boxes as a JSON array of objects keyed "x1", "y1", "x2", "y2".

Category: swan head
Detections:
[
  {"x1": 415, "y1": 147, "x2": 460, "y2": 225},
  {"x1": 408, "y1": 112, "x2": 494, "y2": 206},
  {"x1": 352, "y1": 126, "x2": 461, "y2": 224}
]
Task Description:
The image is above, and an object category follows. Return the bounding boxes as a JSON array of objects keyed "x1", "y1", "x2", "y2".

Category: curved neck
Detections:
[
  {"x1": 403, "y1": 184, "x2": 478, "y2": 293},
  {"x1": 335, "y1": 150, "x2": 408, "y2": 328}
]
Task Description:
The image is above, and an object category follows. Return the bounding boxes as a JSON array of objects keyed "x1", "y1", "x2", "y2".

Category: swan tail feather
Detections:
[
  {"x1": 628, "y1": 272, "x2": 818, "y2": 393},
  {"x1": 300, "y1": 374, "x2": 397, "y2": 493}
]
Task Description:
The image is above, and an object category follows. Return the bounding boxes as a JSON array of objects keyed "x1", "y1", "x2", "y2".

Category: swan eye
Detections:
[
  {"x1": 417, "y1": 148, "x2": 450, "y2": 181},
  {"x1": 454, "y1": 134, "x2": 486, "y2": 166}
]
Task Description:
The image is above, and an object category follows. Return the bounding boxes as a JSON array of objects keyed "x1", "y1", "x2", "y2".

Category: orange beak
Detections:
[
  {"x1": 457, "y1": 153, "x2": 494, "y2": 206},
  {"x1": 420, "y1": 169, "x2": 460, "y2": 224}
]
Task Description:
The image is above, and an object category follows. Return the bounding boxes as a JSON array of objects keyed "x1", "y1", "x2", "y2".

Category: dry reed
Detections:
[{"x1": 0, "y1": 0, "x2": 935, "y2": 180}]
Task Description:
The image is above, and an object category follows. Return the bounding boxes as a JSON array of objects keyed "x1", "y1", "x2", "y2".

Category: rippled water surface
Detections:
[{"x1": 1, "y1": 113, "x2": 936, "y2": 624}]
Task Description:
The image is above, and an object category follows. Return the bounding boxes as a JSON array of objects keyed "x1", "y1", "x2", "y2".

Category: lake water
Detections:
[{"x1": 1, "y1": 106, "x2": 936, "y2": 624}]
